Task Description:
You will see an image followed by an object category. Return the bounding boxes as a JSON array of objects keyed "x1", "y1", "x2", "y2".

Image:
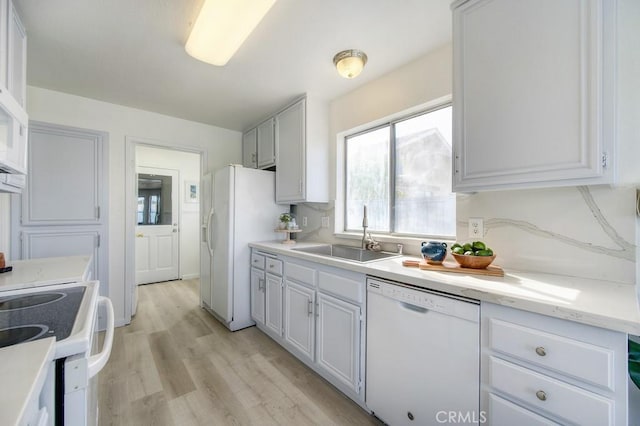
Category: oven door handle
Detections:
[{"x1": 88, "y1": 296, "x2": 115, "y2": 378}]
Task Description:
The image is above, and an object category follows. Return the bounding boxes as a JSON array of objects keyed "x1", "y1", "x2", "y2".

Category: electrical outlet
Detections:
[
  {"x1": 321, "y1": 216, "x2": 330, "y2": 228},
  {"x1": 468, "y1": 218, "x2": 484, "y2": 238},
  {"x1": 302, "y1": 216, "x2": 308, "y2": 227}
]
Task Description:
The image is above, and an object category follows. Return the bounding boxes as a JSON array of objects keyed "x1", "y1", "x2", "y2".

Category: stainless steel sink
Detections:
[{"x1": 292, "y1": 244, "x2": 401, "y2": 263}]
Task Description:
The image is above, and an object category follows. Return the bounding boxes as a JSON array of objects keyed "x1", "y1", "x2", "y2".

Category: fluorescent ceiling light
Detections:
[{"x1": 185, "y1": 0, "x2": 277, "y2": 66}]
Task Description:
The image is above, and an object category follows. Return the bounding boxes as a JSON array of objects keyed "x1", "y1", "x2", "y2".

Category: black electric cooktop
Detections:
[{"x1": 0, "y1": 286, "x2": 85, "y2": 348}]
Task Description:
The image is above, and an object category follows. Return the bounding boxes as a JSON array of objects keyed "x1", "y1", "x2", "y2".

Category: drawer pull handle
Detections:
[
  {"x1": 536, "y1": 390, "x2": 547, "y2": 401},
  {"x1": 535, "y1": 346, "x2": 546, "y2": 356}
]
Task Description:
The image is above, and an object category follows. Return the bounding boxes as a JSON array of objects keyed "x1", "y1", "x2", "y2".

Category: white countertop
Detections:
[
  {"x1": 0, "y1": 337, "x2": 55, "y2": 426},
  {"x1": 250, "y1": 241, "x2": 640, "y2": 335},
  {"x1": 0, "y1": 255, "x2": 92, "y2": 292}
]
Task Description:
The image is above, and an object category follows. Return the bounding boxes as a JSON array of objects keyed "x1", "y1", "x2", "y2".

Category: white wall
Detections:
[
  {"x1": 297, "y1": 0, "x2": 639, "y2": 284},
  {"x1": 136, "y1": 145, "x2": 201, "y2": 280},
  {"x1": 20, "y1": 86, "x2": 241, "y2": 325}
]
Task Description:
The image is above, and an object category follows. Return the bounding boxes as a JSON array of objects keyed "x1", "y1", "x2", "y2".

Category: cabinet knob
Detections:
[
  {"x1": 536, "y1": 390, "x2": 547, "y2": 401},
  {"x1": 535, "y1": 346, "x2": 546, "y2": 356}
]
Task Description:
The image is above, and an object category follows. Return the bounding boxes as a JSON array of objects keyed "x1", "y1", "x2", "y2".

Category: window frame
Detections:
[{"x1": 341, "y1": 98, "x2": 454, "y2": 239}]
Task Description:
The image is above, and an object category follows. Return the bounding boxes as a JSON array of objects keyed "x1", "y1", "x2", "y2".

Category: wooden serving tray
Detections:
[{"x1": 402, "y1": 259, "x2": 504, "y2": 277}]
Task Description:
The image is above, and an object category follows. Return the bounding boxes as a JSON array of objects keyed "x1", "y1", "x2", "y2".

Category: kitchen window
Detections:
[{"x1": 344, "y1": 103, "x2": 455, "y2": 237}]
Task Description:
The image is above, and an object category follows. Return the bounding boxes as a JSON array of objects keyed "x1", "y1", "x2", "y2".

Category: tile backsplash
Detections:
[{"x1": 295, "y1": 186, "x2": 637, "y2": 285}]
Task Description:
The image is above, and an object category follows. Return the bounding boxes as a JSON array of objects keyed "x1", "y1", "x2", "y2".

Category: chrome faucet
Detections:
[{"x1": 362, "y1": 205, "x2": 368, "y2": 249}]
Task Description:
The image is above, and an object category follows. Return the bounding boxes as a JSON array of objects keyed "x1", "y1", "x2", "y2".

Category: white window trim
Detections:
[{"x1": 334, "y1": 94, "x2": 453, "y2": 246}]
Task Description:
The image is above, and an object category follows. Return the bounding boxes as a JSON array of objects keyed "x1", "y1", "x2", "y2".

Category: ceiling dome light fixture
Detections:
[
  {"x1": 333, "y1": 49, "x2": 368, "y2": 79},
  {"x1": 185, "y1": 0, "x2": 277, "y2": 66}
]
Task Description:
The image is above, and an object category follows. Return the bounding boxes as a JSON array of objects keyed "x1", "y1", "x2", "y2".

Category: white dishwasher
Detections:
[{"x1": 366, "y1": 277, "x2": 481, "y2": 425}]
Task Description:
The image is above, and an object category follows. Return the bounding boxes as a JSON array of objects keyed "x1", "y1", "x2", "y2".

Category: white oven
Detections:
[{"x1": 0, "y1": 280, "x2": 114, "y2": 426}]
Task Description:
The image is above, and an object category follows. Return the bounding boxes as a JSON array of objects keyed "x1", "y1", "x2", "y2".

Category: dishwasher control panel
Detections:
[{"x1": 367, "y1": 278, "x2": 479, "y2": 322}]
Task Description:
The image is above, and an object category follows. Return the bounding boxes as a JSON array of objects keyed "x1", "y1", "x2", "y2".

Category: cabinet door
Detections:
[
  {"x1": 257, "y1": 118, "x2": 275, "y2": 169},
  {"x1": 0, "y1": 102, "x2": 25, "y2": 174},
  {"x1": 284, "y1": 280, "x2": 314, "y2": 361},
  {"x1": 242, "y1": 128, "x2": 257, "y2": 169},
  {"x1": 250, "y1": 267, "x2": 265, "y2": 325},
  {"x1": 7, "y1": 0, "x2": 25, "y2": 109},
  {"x1": 452, "y1": 0, "x2": 613, "y2": 191},
  {"x1": 275, "y1": 99, "x2": 305, "y2": 203},
  {"x1": 265, "y1": 273, "x2": 283, "y2": 336},
  {"x1": 317, "y1": 293, "x2": 361, "y2": 394},
  {"x1": 0, "y1": 0, "x2": 7, "y2": 90}
]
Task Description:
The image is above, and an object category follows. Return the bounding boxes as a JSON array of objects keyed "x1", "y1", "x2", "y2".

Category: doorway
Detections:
[
  {"x1": 127, "y1": 140, "x2": 203, "y2": 320},
  {"x1": 135, "y1": 166, "x2": 179, "y2": 284}
]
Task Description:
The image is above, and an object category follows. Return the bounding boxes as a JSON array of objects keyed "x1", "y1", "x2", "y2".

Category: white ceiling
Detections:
[{"x1": 19, "y1": 0, "x2": 452, "y2": 131}]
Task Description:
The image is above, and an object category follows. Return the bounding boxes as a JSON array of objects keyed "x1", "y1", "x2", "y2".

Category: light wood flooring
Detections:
[{"x1": 98, "y1": 279, "x2": 381, "y2": 425}]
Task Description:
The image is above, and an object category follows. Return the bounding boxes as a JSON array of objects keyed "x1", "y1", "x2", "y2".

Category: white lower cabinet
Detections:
[
  {"x1": 316, "y1": 293, "x2": 361, "y2": 394},
  {"x1": 481, "y1": 302, "x2": 629, "y2": 425},
  {"x1": 488, "y1": 393, "x2": 559, "y2": 426},
  {"x1": 250, "y1": 267, "x2": 265, "y2": 325},
  {"x1": 250, "y1": 249, "x2": 366, "y2": 407},
  {"x1": 284, "y1": 280, "x2": 315, "y2": 361},
  {"x1": 265, "y1": 272, "x2": 283, "y2": 336}
]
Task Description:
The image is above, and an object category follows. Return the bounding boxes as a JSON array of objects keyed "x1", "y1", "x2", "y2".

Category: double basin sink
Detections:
[{"x1": 292, "y1": 244, "x2": 401, "y2": 263}]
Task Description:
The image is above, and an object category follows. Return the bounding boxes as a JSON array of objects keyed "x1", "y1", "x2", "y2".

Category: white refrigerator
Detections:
[{"x1": 200, "y1": 165, "x2": 283, "y2": 331}]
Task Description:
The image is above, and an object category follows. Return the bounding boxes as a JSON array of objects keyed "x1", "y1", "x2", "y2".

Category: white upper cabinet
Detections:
[
  {"x1": 452, "y1": 0, "x2": 616, "y2": 192},
  {"x1": 256, "y1": 118, "x2": 275, "y2": 169},
  {"x1": 7, "y1": 0, "x2": 25, "y2": 109},
  {"x1": 0, "y1": 0, "x2": 26, "y2": 179},
  {"x1": 242, "y1": 127, "x2": 257, "y2": 169},
  {"x1": 275, "y1": 96, "x2": 329, "y2": 204}
]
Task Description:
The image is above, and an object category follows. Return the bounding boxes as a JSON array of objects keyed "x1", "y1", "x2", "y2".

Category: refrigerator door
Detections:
[
  {"x1": 199, "y1": 173, "x2": 213, "y2": 309},
  {"x1": 208, "y1": 165, "x2": 283, "y2": 331},
  {"x1": 211, "y1": 166, "x2": 233, "y2": 322}
]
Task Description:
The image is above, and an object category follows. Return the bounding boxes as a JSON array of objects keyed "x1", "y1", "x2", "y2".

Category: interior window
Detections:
[{"x1": 344, "y1": 104, "x2": 455, "y2": 237}]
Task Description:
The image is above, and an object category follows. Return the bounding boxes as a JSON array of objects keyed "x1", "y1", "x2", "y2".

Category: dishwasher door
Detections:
[{"x1": 366, "y1": 278, "x2": 480, "y2": 426}]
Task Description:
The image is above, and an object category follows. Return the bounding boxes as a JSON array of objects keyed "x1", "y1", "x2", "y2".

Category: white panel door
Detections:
[
  {"x1": 10, "y1": 122, "x2": 108, "y2": 291},
  {"x1": 257, "y1": 118, "x2": 275, "y2": 169},
  {"x1": 265, "y1": 273, "x2": 283, "y2": 336},
  {"x1": 284, "y1": 280, "x2": 315, "y2": 361},
  {"x1": 317, "y1": 293, "x2": 361, "y2": 394},
  {"x1": 275, "y1": 99, "x2": 305, "y2": 203},
  {"x1": 242, "y1": 128, "x2": 257, "y2": 168},
  {"x1": 250, "y1": 267, "x2": 265, "y2": 325},
  {"x1": 135, "y1": 166, "x2": 179, "y2": 284}
]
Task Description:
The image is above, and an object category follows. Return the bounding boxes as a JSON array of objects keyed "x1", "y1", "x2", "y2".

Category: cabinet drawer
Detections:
[
  {"x1": 489, "y1": 318, "x2": 614, "y2": 390},
  {"x1": 285, "y1": 261, "x2": 315, "y2": 287},
  {"x1": 318, "y1": 271, "x2": 363, "y2": 304},
  {"x1": 488, "y1": 393, "x2": 559, "y2": 426},
  {"x1": 489, "y1": 356, "x2": 613, "y2": 425},
  {"x1": 251, "y1": 253, "x2": 265, "y2": 270},
  {"x1": 265, "y1": 258, "x2": 283, "y2": 276}
]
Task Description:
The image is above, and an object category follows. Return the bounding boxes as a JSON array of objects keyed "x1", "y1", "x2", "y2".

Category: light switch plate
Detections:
[
  {"x1": 468, "y1": 218, "x2": 484, "y2": 238},
  {"x1": 302, "y1": 216, "x2": 308, "y2": 227}
]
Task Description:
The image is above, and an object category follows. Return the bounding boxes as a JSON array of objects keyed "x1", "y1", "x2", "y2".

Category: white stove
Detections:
[{"x1": 0, "y1": 280, "x2": 114, "y2": 426}]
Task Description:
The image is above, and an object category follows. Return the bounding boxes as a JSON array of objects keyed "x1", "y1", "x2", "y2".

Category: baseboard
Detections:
[{"x1": 181, "y1": 273, "x2": 200, "y2": 280}]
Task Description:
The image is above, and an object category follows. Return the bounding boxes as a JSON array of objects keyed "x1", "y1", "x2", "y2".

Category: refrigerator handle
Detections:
[{"x1": 207, "y1": 209, "x2": 215, "y2": 256}]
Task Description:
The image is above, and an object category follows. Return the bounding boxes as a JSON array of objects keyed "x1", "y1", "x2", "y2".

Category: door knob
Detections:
[{"x1": 136, "y1": 233, "x2": 144, "y2": 237}]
